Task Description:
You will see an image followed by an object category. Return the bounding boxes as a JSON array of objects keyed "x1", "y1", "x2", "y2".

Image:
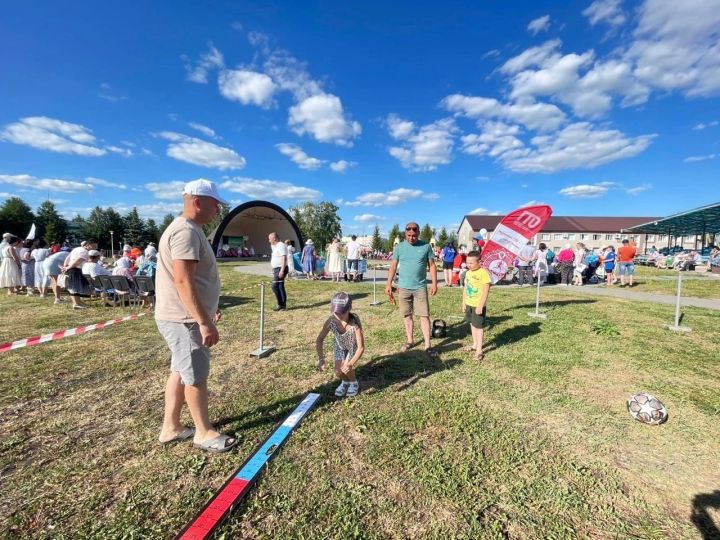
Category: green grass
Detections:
[
  {"x1": 1, "y1": 265, "x2": 719, "y2": 539},
  {"x1": 625, "y1": 265, "x2": 720, "y2": 299}
]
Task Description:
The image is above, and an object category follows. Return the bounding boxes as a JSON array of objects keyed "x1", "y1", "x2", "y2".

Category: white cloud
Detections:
[
  {"x1": 693, "y1": 121, "x2": 719, "y2": 130},
  {"x1": 288, "y1": 93, "x2": 361, "y2": 146},
  {"x1": 184, "y1": 44, "x2": 224, "y2": 83},
  {"x1": 0, "y1": 116, "x2": 106, "y2": 156},
  {"x1": 354, "y1": 214, "x2": 385, "y2": 222},
  {"x1": 387, "y1": 115, "x2": 456, "y2": 171},
  {"x1": 461, "y1": 121, "x2": 525, "y2": 158},
  {"x1": 158, "y1": 132, "x2": 246, "y2": 170},
  {"x1": 441, "y1": 94, "x2": 566, "y2": 131},
  {"x1": 106, "y1": 145, "x2": 133, "y2": 157},
  {"x1": 583, "y1": 0, "x2": 626, "y2": 27},
  {"x1": 259, "y1": 41, "x2": 324, "y2": 100},
  {"x1": 342, "y1": 188, "x2": 438, "y2": 207},
  {"x1": 528, "y1": 15, "x2": 551, "y2": 35},
  {"x1": 387, "y1": 114, "x2": 416, "y2": 140},
  {"x1": 110, "y1": 202, "x2": 184, "y2": 221},
  {"x1": 519, "y1": 200, "x2": 547, "y2": 207},
  {"x1": 145, "y1": 181, "x2": 187, "y2": 200},
  {"x1": 626, "y1": 0, "x2": 720, "y2": 98},
  {"x1": 468, "y1": 207, "x2": 502, "y2": 215},
  {"x1": 0, "y1": 174, "x2": 92, "y2": 193},
  {"x1": 500, "y1": 39, "x2": 563, "y2": 74},
  {"x1": 218, "y1": 69, "x2": 276, "y2": 108},
  {"x1": 558, "y1": 184, "x2": 609, "y2": 198},
  {"x1": 85, "y1": 177, "x2": 127, "y2": 189},
  {"x1": 497, "y1": 122, "x2": 654, "y2": 173},
  {"x1": 188, "y1": 122, "x2": 218, "y2": 139},
  {"x1": 221, "y1": 178, "x2": 321, "y2": 200},
  {"x1": 98, "y1": 83, "x2": 127, "y2": 103},
  {"x1": 329, "y1": 160, "x2": 357, "y2": 173},
  {"x1": 684, "y1": 154, "x2": 717, "y2": 162},
  {"x1": 275, "y1": 143, "x2": 324, "y2": 170},
  {"x1": 625, "y1": 184, "x2": 652, "y2": 195}
]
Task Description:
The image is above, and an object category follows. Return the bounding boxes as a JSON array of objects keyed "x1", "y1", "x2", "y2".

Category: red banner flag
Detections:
[{"x1": 481, "y1": 205, "x2": 553, "y2": 283}]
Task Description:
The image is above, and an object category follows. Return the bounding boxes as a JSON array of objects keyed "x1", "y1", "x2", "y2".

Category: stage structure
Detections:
[{"x1": 210, "y1": 201, "x2": 303, "y2": 258}]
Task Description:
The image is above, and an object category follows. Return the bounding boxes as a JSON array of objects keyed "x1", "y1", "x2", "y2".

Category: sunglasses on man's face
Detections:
[{"x1": 405, "y1": 227, "x2": 419, "y2": 232}]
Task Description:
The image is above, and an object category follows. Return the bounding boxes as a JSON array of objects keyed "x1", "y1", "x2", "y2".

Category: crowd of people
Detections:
[{"x1": 0, "y1": 231, "x2": 158, "y2": 309}]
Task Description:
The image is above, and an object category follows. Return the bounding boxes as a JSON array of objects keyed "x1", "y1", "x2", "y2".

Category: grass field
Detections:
[{"x1": 1, "y1": 263, "x2": 719, "y2": 539}]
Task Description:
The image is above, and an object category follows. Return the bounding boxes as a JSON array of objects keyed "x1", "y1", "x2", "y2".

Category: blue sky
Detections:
[{"x1": 1, "y1": 0, "x2": 718, "y2": 235}]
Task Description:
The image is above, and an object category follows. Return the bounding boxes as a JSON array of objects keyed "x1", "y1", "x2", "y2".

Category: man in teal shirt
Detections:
[{"x1": 385, "y1": 222, "x2": 439, "y2": 357}]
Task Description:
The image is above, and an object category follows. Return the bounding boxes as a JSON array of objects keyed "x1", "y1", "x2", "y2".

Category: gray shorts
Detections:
[
  {"x1": 156, "y1": 320, "x2": 210, "y2": 385},
  {"x1": 398, "y1": 287, "x2": 430, "y2": 318}
]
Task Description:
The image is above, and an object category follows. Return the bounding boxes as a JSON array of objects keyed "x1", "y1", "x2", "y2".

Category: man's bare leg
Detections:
[
  {"x1": 420, "y1": 316, "x2": 432, "y2": 349},
  {"x1": 159, "y1": 371, "x2": 187, "y2": 442},
  {"x1": 184, "y1": 380, "x2": 225, "y2": 444},
  {"x1": 403, "y1": 315, "x2": 414, "y2": 345}
]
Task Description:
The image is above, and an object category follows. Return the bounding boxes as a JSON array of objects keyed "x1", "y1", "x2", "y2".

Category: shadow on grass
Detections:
[
  {"x1": 216, "y1": 340, "x2": 461, "y2": 433},
  {"x1": 286, "y1": 292, "x2": 369, "y2": 311},
  {"x1": 484, "y1": 322, "x2": 542, "y2": 353},
  {"x1": 219, "y1": 295, "x2": 250, "y2": 308},
  {"x1": 691, "y1": 490, "x2": 720, "y2": 540},
  {"x1": 507, "y1": 299, "x2": 597, "y2": 310}
]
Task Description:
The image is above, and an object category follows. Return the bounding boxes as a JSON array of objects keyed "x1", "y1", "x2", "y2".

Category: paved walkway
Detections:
[{"x1": 233, "y1": 263, "x2": 720, "y2": 311}]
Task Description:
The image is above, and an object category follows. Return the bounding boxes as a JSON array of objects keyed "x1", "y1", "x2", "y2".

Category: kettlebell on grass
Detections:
[{"x1": 431, "y1": 319, "x2": 447, "y2": 339}]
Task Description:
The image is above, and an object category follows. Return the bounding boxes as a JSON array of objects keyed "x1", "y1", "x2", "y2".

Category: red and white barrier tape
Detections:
[{"x1": 0, "y1": 313, "x2": 147, "y2": 354}]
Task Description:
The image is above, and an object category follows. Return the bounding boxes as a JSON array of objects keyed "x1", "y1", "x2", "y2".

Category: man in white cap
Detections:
[{"x1": 155, "y1": 179, "x2": 238, "y2": 453}]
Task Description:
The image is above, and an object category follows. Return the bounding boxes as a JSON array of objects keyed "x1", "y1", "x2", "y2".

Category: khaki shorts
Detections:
[
  {"x1": 398, "y1": 287, "x2": 430, "y2": 318},
  {"x1": 156, "y1": 320, "x2": 211, "y2": 385}
]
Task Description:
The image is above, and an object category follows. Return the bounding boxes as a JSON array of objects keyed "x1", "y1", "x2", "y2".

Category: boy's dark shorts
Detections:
[{"x1": 465, "y1": 305, "x2": 486, "y2": 329}]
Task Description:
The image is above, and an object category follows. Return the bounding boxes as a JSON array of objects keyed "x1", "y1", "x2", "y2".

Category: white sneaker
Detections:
[
  {"x1": 346, "y1": 381, "x2": 359, "y2": 397},
  {"x1": 54, "y1": 298, "x2": 66, "y2": 304},
  {"x1": 335, "y1": 382, "x2": 349, "y2": 397}
]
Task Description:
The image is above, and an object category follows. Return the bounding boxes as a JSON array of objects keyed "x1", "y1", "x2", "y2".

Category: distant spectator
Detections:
[
  {"x1": 0, "y1": 232, "x2": 11, "y2": 261},
  {"x1": 533, "y1": 242, "x2": 549, "y2": 284},
  {"x1": 63, "y1": 240, "x2": 96, "y2": 309},
  {"x1": 346, "y1": 235, "x2": 360, "y2": 282},
  {"x1": 302, "y1": 239, "x2": 318, "y2": 280},
  {"x1": 144, "y1": 242, "x2": 157, "y2": 259},
  {"x1": 556, "y1": 244, "x2": 574, "y2": 286},
  {"x1": 601, "y1": 246, "x2": 616, "y2": 286},
  {"x1": 617, "y1": 238, "x2": 637, "y2": 287},
  {"x1": 43, "y1": 246, "x2": 70, "y2": 303},
  {"x1": 31, "y1": 239, "x2": 50, "y2": 297},
  {"x1": 440, "y1": 242, "x2": 457, "y2": 287},
  {"x1": 285, "y1": 239, "x2": 297, "y2": 277},
  {"x1": 517, "y1": 241, "x2": 536, "y2": 287},
  {"x1": 0, "y1": 236, "x2": 22, "y2": 294},
  {"x1": 572, "y1": 242, "x2": 587, "y2": 286},
  {"x1": 83, "y1": 250, "x2": 112, "y2": 278},
  {"x1": 19, "y1": 239, "x2": 35, "y2": 295}
]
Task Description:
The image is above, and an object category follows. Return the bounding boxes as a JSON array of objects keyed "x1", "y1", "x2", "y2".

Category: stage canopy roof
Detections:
[
  {"x1": 622, "y1": 202, "x2": 720, "y2": 237},
  {"x1": 210, "y1": 200, "x2": 303, "y2": 256}
]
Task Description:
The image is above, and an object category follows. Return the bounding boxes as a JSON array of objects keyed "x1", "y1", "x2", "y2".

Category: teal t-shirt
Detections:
[{"x1": 393, "y1": 240, "x2": 434, "y2": 290}]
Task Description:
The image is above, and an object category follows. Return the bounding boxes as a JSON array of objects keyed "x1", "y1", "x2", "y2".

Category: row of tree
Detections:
[
  {"x1": 0, "y1": 196, "x2": 180, "y2": 249},
  {"x1": 1, "y1": 196, "x2": 457, "y2": 253}
]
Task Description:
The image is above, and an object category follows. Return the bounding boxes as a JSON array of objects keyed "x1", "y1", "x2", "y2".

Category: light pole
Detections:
[{"x1": 110, "y1": 230, "x2": 114, "y2": 257}]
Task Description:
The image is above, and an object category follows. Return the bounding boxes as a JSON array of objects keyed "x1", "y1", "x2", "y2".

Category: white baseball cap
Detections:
[{"x1": 183, "y1": 179, "x2": 229, "y2": 205}]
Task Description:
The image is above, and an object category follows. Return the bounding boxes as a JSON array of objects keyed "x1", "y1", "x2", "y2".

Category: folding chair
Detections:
[
  {"x1": 109, "y1": 275, "x2": 138, "y2": 309},
  {"x1": 97, "y1": 275, "x2": 117, "y2": 306},
  {"x1": 135, "y1": 275, "x2": 156, "y2": 309},
  {"x1": 83, "y1": 274, "x2": 101, "y2": 298}
]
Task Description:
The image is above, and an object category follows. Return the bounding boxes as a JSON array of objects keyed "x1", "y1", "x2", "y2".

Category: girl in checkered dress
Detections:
[{"x1": 315, "y1": 292, "x2": 365, "y2": 397}]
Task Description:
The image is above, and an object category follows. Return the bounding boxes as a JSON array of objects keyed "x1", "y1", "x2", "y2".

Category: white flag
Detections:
[{"x1": 27, "y1": 223, "x2": 36, "y2": 240}]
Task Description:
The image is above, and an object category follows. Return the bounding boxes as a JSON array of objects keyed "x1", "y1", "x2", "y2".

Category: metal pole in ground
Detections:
[
  {"x1": 251, "y1": 282, "x2": 276, "y2": 357},
  {"x1": 370, "y1": 265, "x2": 381, "y2": 306},
  {"x1": 528, "y1": 260, "x2": 547, "y2": 319},
  {"x1": 667, "y1": 271, "x2": 691, "y2": 332}
]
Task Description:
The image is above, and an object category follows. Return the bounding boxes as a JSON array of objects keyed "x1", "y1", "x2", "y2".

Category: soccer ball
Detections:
[{"x1": 627, "y1": 393, "x2": 668, "y2": 425}]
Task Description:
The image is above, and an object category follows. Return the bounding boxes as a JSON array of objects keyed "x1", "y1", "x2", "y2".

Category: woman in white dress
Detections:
[
  {"x1": 0, "y1": 236, "x2": 23, "y2": 294},
  {"x1": 31, "y1": 239, "x2": 50, "y2": 297},
  {"x1": 326, "y1": 237, "x2": 344, "y2": 282}
]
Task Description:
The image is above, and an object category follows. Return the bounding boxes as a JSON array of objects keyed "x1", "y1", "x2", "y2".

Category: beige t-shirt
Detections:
[{"x1": 155, "y1": 217, "x2": 220, "y2": 323}]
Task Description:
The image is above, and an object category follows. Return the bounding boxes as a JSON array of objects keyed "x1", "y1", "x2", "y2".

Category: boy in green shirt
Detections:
[{"x1": 462, "y1": 250, "x2": 492, "y2": 361}]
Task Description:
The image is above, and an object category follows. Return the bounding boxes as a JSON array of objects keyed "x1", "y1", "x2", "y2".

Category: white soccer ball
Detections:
[{"x1": 627, "y1": 393, "x2": 668, "y2": 425}]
